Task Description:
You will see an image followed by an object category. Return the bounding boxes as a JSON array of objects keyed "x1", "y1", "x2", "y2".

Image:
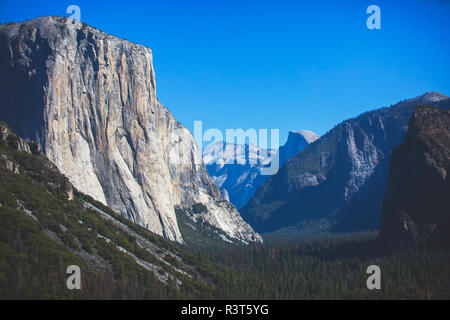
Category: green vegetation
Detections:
[
  {"x1": 0, "y1": 130, "x2": 215, "y2": 299},
  {"x1": 1, "y1": 125, "x2": 449, "y2": 300},
  {"x1": 189, "y1": 233, "x2": 450, "y2": 299},
  {"x1": 192, "y1": 203, "x2": 208, "y2": 214},
  {"x1": 175, "y1": 207, "x2": 237, "y2": 248}
]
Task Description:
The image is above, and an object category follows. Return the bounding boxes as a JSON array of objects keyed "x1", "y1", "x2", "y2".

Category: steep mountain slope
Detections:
[
  {"x1": 379, "y1": 107, "x2": 450, "y2": 249},
  {"x1": 204, "y1": 130, "x2": 319, "y2": 209},
  {"x1": 2, "y1": 122, "x2": 450, "y2": 300},
  {"x1": 0, "y1": 122, "x2": 220, "y2": 299},
  {"x1": 0, "y1": 17, "x2": 261, "y2": 244},
  {"x1": 241, "y1": 92, "x2": 450, "y2": 234}
]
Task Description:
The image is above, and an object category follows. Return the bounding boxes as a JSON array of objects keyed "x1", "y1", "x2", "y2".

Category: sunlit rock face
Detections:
[{"x1": 0, "y1": 17, "x2": 261, "y2": 244}]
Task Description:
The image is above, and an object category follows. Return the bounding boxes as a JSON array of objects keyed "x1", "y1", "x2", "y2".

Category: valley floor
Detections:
[
  {"x1": 188, "y1": 232, "x2": 450, "y2": 300},
  {"x1": 1, "y1": 136, "x2": 449, "y2": 300}
]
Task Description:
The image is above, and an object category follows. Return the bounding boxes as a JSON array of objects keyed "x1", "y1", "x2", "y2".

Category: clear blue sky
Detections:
[{"x1": 1, "y1": 0, "x2": 449, "y2": 146}]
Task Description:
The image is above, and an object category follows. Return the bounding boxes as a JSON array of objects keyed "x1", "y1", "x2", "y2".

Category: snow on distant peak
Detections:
[
  {"x1": 202, "y1": 141, "x2": 273, "y2": 167},
  {"x1": 203, "y1": 130, "x2": 319, "y2": 209}
]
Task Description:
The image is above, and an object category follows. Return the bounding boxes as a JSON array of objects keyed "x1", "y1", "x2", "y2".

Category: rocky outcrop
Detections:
[
  {"x1": 0, "y1": 17, "x2": 261, "y2": 244},
  {"x1": 1, "y1": 121, "x2": 74, "y2": 200},
  {"x1": 203, "y1": 130, "x2": 318, "y2": 209},
  {"x1": 1, "y1": 122, "x2": 27, "y2": 174},
  {"x1": 241, "y1": 92, "x2": 450, "y2": 234},
  {"x1": 0, "y1": 122, "x2": 34, "y2": 154},
  {"x1": 379, "y1": 106, "x2": 450, "y2": 249}
]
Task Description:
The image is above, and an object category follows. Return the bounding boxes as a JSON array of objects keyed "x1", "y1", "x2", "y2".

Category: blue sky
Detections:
[{"x1": 1, "y1": 0, "x2": 449, "y2": 146}]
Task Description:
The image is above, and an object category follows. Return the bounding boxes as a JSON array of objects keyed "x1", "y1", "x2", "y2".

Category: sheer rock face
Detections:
[
  {"x1": 0, "y1": 123, "x2": 33, "y2": 154},
  {"x1": 0, "y1": 17, "x2": 261, "y2": 244},
  {"x1": 241, "y1": 92, "x2": 450, "y2": 234},
  {"x1": 1, "y1": 122, "x2": 31, "y2": 175},
  {"x1": 379, "y1": 107, "x2": 450, "y2": 249}
]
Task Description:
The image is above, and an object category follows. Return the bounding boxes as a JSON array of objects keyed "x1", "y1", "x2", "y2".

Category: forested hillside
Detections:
[
  {"x1": 191, "y1": 233, "x2": 450, "y2": 299},
  {"x1": 0, "y1": 122, "x2": 219, "y2": 299},
  {"x1": 1, "y1": 121, "x2": 449, "y2": 300}
]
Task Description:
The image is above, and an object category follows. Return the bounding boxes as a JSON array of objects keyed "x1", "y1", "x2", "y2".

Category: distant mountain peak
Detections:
[
  {"x1": 202, "y1": 141, "x2": 273, "y2": 168},
  {"x1": 204, "y1": 130, "x2": 318, "y2": 209},
  {"x1": 241, "y1": 94, "x2": 450, "y2": 235},
  {"x1": 287, "y1": 130, "x2": 320, "y2": 145},
  {"x1": 416, "y1": 91, "x2": 448, "y2": 103}
]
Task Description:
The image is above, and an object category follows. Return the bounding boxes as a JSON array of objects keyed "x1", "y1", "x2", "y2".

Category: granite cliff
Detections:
[{"x1": 0, "y1": 17, "x2": 261, "y2": 244}]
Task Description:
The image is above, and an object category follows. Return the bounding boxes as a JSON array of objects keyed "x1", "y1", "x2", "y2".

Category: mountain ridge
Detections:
[
  {"x1": 204, "y1": 130, "x2": 319, "y2": 209},
  {"x1": 241, "y1": 92, "x2": 450, "y2": 234}
]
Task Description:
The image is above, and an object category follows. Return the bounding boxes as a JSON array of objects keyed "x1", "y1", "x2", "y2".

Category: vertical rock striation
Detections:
[{"x1": 0, "y1": 17, "x2": 261, "y2": 244}]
